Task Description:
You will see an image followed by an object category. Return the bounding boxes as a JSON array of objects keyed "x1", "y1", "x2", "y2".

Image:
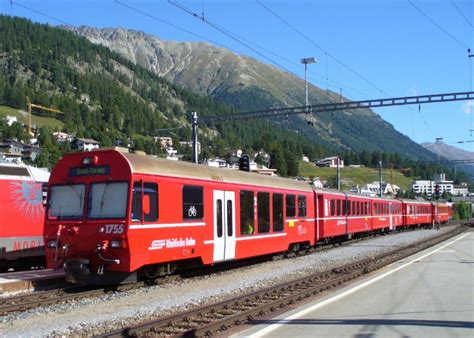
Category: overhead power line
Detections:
[
  {"x1": 408, "y1": 0, "x2": 470, "y2": 50},
  {"x1": 113, "y1": 0, "x2": 237, "y2": 54},
  {"x1": 10, "y1": 0, "x2": 69, "y2": 25},
  {"x1": 256, "y1": 0, "x2": 389, "y2": 96},
  {"x1": 450, "y1": 0, "x2": 474, "y2": 28}
]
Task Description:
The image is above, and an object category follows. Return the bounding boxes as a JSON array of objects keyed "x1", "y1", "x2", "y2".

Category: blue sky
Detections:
[{"x1": 1, "y1": 0, "x2": 473, "y2": 152}]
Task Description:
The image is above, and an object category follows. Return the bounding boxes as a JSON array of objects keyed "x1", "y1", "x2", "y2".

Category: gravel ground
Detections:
[{"x1": 0, "y1": 225, "x2": 459, "y2": 337}]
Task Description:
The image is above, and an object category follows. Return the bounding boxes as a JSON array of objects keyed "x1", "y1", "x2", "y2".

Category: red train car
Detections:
[
  {"x1": 402, "y1": 200, "x2": 433, "y2": 227},
  {"x1": 0, "y1": 162, "x2": 49, "y2": 271},
  {"x1": 44, "y1": 148, "x2": 315, "y2": 284},
  {"x1": 432, "y1": 202, "x2": 452, "y2": 224},
  {"x1": 315, "y1": 189, "x2": 373, "y2": 239},
  {"x1": 371, "y1": 197, "x2": 403, "y2": 231}
]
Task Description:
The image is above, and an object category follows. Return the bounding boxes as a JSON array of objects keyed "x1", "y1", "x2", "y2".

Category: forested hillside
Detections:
[{"x1": 0, "y1": 15, "x2": 331, "y2": 173}]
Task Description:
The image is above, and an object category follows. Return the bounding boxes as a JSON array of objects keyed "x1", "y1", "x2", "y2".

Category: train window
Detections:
[
  {"x1": 131, "y1": 181, "x2": 142, "y2": 222},
  {"x1": 89, "y1": 182, "x2": 128, "y2": 219},
  {"x1": 337, "y1": 199, "x2": 341, "y2": 216},
  {"x1": 342, "y1": 200, "x2": 347, "y2": 215},
  {"x1": 273, "y1": 193, "x2": 284, "y2": 232},
  {"x1": 330, "y1": 199, "x2": 335, "y2": 216},
  {"x1": 346, "y1": 200, "x2": 350, "y2": 215},
  {"x1": 216, "y1": 199, "x2": 223, "y2": 238},
  {"x1": 240, "y1": 190, "x2": 254, "y2": 235},
  {"x1": 286, "y1": 194, "x2": 296, "y2": 217},
  {"x1": 352, "y1": 201, "x2": 355, "y2": 216},
  {"x1": 183, "y1": 186, "x2": 204, "y2": 219},
  {"x1": 298, "y1": 195, "x2": 307, "y2": 217},
  {"x1": 49, "y1": 184, "x2": 85, "y2": 220},
  {"x1": 144, "y1": 183, "x2": 158, "y2": 222},
  {"x1": 227, "y1": 200, "x2": 233, "y2": 237},
  {"x1": 258, "y1": 192, "x2": 270, "y2": 233}
]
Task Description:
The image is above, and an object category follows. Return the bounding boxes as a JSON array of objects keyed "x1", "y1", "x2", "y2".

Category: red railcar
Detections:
[
  {"x1": 371, "y1": 197, "x2": 403, "y2": 231},
  {"x1": 402, "y1": 200, "x2": 433, "y2": 227},
  {"x1": 0, "y1": 162, "x2": 49, "y2": 271},
  {"x1": 315, "y1": 189, "x2": 373, "y2": 239},
  {"x1": 44, "y1": 148, "x2": 315, "y2": 284},
  {"x1": 433, "y1": 202, "x2": 451, "y2": 224}
]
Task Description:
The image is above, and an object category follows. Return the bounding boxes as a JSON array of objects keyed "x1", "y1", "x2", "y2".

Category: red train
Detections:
[
  {"x1": 0, "y1": 162, "x2": 49, "y2": 271},
  {"x1": 43, "y1": 148, "x2": 452, "y2": 284}
]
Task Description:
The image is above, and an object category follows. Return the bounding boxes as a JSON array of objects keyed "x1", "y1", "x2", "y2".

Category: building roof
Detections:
[{"x1": 76, "y1": 138, "x2": 100, "y2": 144}]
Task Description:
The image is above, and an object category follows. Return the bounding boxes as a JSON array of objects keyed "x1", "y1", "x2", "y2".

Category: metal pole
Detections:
[
  {"x1": 337, "y1": 157, "x2": 340, "y2": 191},
  {"x1": 191, "y1": 111, "x2": 198, "y2": 164},
  {"x1": 379, "y1": 160, "x2": 383, "y2": 197},
  {"x1": 304, "y1": 62, "x2": 308, "y2": 111}
]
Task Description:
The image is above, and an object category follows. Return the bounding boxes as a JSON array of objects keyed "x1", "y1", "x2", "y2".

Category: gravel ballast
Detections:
[{"x1": 0, "y1": 226, "x2": 459, "y2": 336}]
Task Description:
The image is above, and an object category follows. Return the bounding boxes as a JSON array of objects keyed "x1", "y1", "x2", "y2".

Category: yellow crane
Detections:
[{"x1": 26, "y1": 96, "x2": 61, "y2": 135}]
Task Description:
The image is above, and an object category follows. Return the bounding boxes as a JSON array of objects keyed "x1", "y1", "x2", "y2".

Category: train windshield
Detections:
[
  {"x1": 49, "y1": 184, "x2": 86, "y2": 219},
  {"x1": 88, "y1": 182, "x2": 128, "y2": 219}
]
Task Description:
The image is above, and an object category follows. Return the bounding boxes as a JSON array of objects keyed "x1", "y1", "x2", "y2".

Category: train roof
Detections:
[
  {"x1": 120, "y1": 151, "x2": 313, "y2": 193},
  {"x1": 0, "y1": 162, "x2": 50, "y2": 182},
  {"x1": 314, "y1": 187, "x2": 403, "y2": 202}
]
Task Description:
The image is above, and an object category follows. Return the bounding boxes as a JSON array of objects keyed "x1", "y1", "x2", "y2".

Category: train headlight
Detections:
[
  {"x1": 110, "y1": 240, "x2": 122, "y2": 248},
  {"x1": 47, "y1": 240, "x2": 58, "y2": 248}
]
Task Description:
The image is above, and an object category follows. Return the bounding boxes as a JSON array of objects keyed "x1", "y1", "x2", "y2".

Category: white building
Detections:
[
  {"x1": 53, "y1": 132, "x2": 75, "y2": 143},
  {"x1": 453, "y1": 183, "x2": 469, "y2": 197},
  {"x1": 360, "y1": 182, "x2": 401, "y2": 197},
  {"x1": 315, "y1": 156, "x2": 344, "y2": 168},
  {"x1": 412, "y1": 178, "x2": 454, "y2": 196},
  {"x1": 154, "y1": 137, "x2": 173, "y2": 149},
  {"x1": 75, "y1": 138, "x2": 100, "y2": 151},
  {"x1": 4, "y1": 115, "x2": 17, "y2": 126}
]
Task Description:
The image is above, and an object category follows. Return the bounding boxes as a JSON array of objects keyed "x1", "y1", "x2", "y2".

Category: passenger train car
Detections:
[
  {"x1": 43, "y1": 148, "x2": 452, "y2": 284},
  {"x1": 0, "y1": 162, "x2": 49, "y2": 271}
]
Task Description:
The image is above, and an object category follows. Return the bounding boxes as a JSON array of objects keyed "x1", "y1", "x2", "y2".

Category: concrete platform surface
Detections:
[
  {"x1": 234, "y1": 231, "x2": 474, "y2": 337},
  {"x1": 0, "y1": 269, "x2": 64, "y2": 293}
]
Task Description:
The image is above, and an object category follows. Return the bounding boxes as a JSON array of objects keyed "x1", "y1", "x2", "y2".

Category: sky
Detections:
[{"x1": 1, "y1": 0, "x2": 474, "y2": 153}]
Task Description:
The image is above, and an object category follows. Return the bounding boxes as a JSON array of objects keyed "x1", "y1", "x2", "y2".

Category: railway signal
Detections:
[{"x1": 239, "y1": 154, "x2": 250, "y2": 172}]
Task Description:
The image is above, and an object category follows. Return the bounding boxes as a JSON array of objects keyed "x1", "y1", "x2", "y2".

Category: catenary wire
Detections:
[{"x1": 408, "y1": 0, "x2": 470, "y2": 49}]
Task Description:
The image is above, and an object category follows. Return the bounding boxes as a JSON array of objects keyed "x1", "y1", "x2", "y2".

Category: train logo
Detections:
[{"x1": 9, "y1": 181, "x2": 44, "y2": 221}]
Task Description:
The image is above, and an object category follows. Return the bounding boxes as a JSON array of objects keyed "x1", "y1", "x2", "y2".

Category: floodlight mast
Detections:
[{"x1": 300, "y1": 57, "x2": 317, "y2": 112}]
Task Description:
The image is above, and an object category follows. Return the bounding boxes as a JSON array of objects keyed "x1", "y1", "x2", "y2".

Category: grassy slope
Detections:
[
  {"x1": 0, "y1": 105, "x2": 63, "y2": 129},
  {"x1": 299, "y1": 161, "x2": 413, "y2": 191}
]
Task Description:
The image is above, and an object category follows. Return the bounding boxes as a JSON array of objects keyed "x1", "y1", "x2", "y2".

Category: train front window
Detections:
[
  {"x1": 49, "y1": 184, "x2": 85, "y2": 219},
  {"x1": 88, "y1": 182, "x2": 128, "y2": 219}
]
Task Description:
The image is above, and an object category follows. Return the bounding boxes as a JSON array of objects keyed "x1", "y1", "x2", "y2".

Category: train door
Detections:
[
  {"x1": 213, "y1": 190, "x2": 236, "y2": 262},
  {"x1": 389, "y1": 202, "x2": 393, "y2": 230}
]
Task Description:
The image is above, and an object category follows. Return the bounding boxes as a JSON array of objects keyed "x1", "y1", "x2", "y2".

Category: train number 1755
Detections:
[{"x1": 105, "y1": 224, "x2": 124, "y2": 234}]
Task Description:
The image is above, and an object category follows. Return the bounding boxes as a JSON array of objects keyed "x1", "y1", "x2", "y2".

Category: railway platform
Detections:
[
  {"x1": 234, "y1": 230, "x2": 474, "y2": 337},
  {"x1": 0, "y1": 269, "x2": 64, "y2": 294}
]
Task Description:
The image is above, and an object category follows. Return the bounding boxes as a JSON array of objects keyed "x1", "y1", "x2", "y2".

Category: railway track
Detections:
[
  {"x1": 1, "y1": 223, "x2": 468, "y2": 317},
  {"x1": 97, "y1": 224, "x2": 467, "y2": 337},
  {"x1": 0, "y1": 277, "x2": 177, "y2": 316}
]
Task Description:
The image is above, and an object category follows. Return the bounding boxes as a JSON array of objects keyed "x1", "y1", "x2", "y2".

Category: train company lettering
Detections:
[
  {"x1": 12, "y1": 239, "x2": 44, "y2": 251},
  {"x1": 149, "y1": 237, "x2": 196, "y2": 250}
]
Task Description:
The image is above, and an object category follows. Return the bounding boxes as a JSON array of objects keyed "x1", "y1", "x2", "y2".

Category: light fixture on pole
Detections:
[{"x1": 301, "y1": 57, "x2": 317, "y2": 113}]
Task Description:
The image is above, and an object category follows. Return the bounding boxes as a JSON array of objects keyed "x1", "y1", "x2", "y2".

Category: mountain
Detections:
[
  {"x1": 0, "y1": 15, "x2": 333, "y2": 174},
  {"x1": 65, "y1": 26, "x2": 438, "y2": 160},
  {"x1": 421, "y1": 142, "x2": 474, "y2": 177}
]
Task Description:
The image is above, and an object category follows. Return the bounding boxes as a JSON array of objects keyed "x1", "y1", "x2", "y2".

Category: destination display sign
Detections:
[{"x1": 69, "y1": 165, "x2": 110, "y2": 176}]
